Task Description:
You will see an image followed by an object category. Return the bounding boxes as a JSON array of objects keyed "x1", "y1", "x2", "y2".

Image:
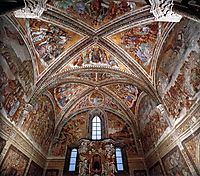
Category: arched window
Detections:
[
  {"x1": 115, "y1": 148, "x2": 124, "y2": 171},
  {"x1": 68, "y1": 148, "x2": 78, "y2": 171},
  {"x1": 91, "y1": 116, "x2": 102, "y2": 140}
]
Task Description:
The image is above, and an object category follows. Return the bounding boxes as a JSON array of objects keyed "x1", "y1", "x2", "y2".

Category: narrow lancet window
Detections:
[
  {"x1": 115, "y1": 148, "x2": 124, "y2": 171},
  {"x1": 92, "y1": 116, "x2": 102, "y2": 140},
  {"x1": 69, "y1": 148, "x2": 78, "y2": 171}
]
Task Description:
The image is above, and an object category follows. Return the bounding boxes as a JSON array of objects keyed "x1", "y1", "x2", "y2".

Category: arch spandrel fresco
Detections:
[
  {"x1": 21, "y1": 95, "x2": 55, "y2": 154},
  {"x1": 59, "y1": 45, "x2": 131, "y2": 73},
  {"x1": 48, "y1": 0, "x2": 147, "y2": 29},
  {"x1": 108, "y1": 22, "x2": 159, "y2": 74},
  {"x1": 53, "y1": 83, "x2": 89, "y2": 108},
  {"x1": 28, "y1": 19, "x2": 83, "y2": 73},
  {"x1": 50, "y1": 111, "x2": 88, "y2": 157},
  {"x1": 138, "y1": 94, "x2": 169, "y2": 153},
  {"x1": 107, "y1": 112, "x2": 137, "y2": 155},
  {"x1": 156, "y1": 19, "x2": 200, "y2": 120}
]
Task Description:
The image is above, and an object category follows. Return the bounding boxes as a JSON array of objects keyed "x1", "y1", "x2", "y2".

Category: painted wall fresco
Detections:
[
  {"x1": 0, "y1": 145, "x2": 29, "y2": 176},
  {"x1": 78, "y1": 139, "x2": 116, "y2": 175},
  {"x1": 0, "y1": 17, "x2": 34, "y2": 95},
  {"x1": 105, "y1": 83, "x2": 140, "y2": 110},
  {"x1": 107, "y1": 112, "x2": 136, "y2": 155},
  {"x1": 50, "y1": 112, "x2": 87, "y2": 156},
  {"x1": 149, "y1": 162, "x2": 164, "y2": 176},
  {"x1": 48, "y1": 0, "x2": 146, "y2": 29},
  {"x1": 21, "y1": 95, "x2": 54, "y2": 153},
  {"x1": 183, "y1": 129, "x2": 200, "y2": 174},
  {"x1": 134, "y1": 170, "x2": 147, "y2": 176},
  {"x1": 45, "y1": 169, "x2": 59, "y2": 176},
  {"x1": 27, "y1": 161, "x2": 43, "y2": 176},
  {"x1": 162, "y1": 146, "x2": 191, "y2": 176},
  {"x1": 54, "y1": 83, "x2": 89, "y2": 108},
  {"x1": 29, "y1": 19, "x2": 82, "y2": 71},
  {"x1": 0, "y1": 17, "x2": 35, "y2": 124},
  {"x1": 0, "y1": 137, "x2": 6, "y2": 155},
  {"x1": 60, "y1": 45, "x2": 130, "y2": 73},
  {"x1": 109, "y1": 22, "x2": 159, "y2": 73},
  {"x1": 138, "y1": 95, "x2": 168, "y2": 153},
  {"x1": 156, "y1": 19, "x2": 200, "y2": 120},
  {"x1": 0, "y1": 64, "x2": 26, "y2": 123}
]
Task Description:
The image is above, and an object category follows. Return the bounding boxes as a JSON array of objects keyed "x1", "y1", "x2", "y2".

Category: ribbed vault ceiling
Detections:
[{"x1": 2, "y1": 0, "x2": 197, "y2": 156}]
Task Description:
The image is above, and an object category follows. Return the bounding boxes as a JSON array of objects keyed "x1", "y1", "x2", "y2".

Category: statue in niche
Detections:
[{"x1": 92, "y1": 154, "x2": 102, "y2": 175}]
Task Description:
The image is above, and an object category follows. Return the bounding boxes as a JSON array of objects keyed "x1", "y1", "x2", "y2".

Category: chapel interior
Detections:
[{"x1": 0, "y1": 0, "x2": 200, "y2": 176}]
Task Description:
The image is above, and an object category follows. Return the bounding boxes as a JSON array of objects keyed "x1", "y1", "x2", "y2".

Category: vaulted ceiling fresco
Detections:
[
  {"x1": 0, "y1": 1, "x2": 200, "y2": 174},
  {"x1": 29, "y1": 19, "x2": 83, "y2": 72},
  {"x1": 108, "y1": 22, "x2": 159, "y2": 73},
  {"x1": 48, "y1": 0, "x2": 147, "y2": 29}
]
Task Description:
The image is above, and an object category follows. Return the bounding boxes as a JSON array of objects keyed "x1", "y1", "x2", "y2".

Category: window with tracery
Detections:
[{"x1": 91, "y1": 116, "x2": 102, "y2": 140}]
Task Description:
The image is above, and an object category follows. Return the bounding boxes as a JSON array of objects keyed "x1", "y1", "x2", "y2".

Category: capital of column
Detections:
[
  {"x1": 149, "y1": 0, "x2": 182, "y2": 22},
  {"x1": 14, "y1": 0, "x2": 46, "y2": 18}
]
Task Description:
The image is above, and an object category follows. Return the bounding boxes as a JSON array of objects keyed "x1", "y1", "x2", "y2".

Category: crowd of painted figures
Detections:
[
  {"x1": 157, "y1": 19, "x2": 200, "y2": 120},
  {"x1": 54, "y1": 83, "x2": 88, "y2": 107},
  {"x1": 71, "y1": 46, "x2": 119, "y2": 68},
  {"x1": 30, "y1": 19, "x2": 72, "y2": 67},
  {"x1": 138, "y1": 95, "x2": 168, "y2": 153},
  {"x1": 109, "y1": 23, "x2": 158, "y2": 73},
  {"x1": 49, "y1": 0, "x2": 146, "y2": 28}
]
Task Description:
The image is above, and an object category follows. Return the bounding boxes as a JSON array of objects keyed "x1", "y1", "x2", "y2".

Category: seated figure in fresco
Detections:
[{"x1": 91, "y1": 48, "x2": 101, "y2": 63}]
